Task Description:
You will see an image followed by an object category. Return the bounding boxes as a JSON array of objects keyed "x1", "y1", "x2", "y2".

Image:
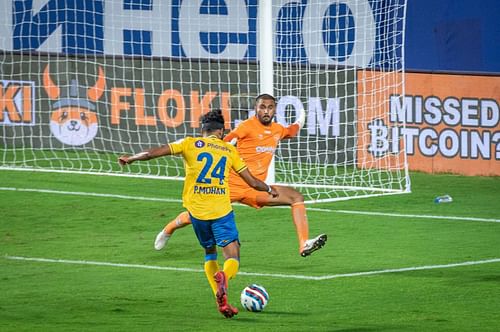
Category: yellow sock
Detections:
[
  {"x1": 164, "y1": 211, "x2": 191, "y2": 235},
  {"x1": 223, "y1": 258, "x2": 239, "y2": 281},
  {"x1": 291, "y1": 202, "x2": 309, "y2": 251},
  {"x1": 204, "y1": 260, "x2": 220, "y2": 296}
]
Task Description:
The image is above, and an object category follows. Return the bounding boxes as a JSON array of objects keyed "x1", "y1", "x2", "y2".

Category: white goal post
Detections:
[{"x1": 0, "y1": 0, "x2": 410, "y2": 203}]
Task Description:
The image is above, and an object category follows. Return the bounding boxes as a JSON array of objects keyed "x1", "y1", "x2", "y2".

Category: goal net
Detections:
[{"x1": 0, "y1": 0, "x2": 409, "y2": 203}]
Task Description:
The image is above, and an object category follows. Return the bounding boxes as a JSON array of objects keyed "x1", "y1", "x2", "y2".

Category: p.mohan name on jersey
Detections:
[
  {"x1": 192, "y1": 141, "x2": 234, "y2": 196},
  {"x1": 168, "y1": 136, "x2": 247, "y2": 220}
]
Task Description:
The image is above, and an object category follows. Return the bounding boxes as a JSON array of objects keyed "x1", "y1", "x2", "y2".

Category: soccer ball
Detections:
[{"x1": 240, "y1": 284, "x2": 269, "y2": 312}]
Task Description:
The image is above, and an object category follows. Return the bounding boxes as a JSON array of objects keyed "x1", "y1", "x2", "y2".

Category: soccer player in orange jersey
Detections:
[{"x1": 155, "y1": 94, "x2": 327, "y2": 257}]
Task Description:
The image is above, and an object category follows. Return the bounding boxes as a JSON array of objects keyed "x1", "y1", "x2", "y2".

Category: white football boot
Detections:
[
  {"x1": 300, "y1": 234, "x2": 327, "y2": 257},
  {"x1": 154, "y1": 230, "x2": 170, "y2": 251}
]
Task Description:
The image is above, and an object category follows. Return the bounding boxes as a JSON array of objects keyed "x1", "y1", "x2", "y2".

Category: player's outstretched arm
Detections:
[
  {"x1": 119, "y1": 144, "x2": 172, "y2": 166},
  {"x1": 223, "y1": 132, "x2": 239, "y2": 146},
  {"x1": 284, "y1": 107, "x2": 306, "y2": 139},
  {"x1": 238, "y1": 168, "x2": 278, "y2": 197},
  {"x1": 294, "y1": 107, "x2": 306, "y2": 129}
]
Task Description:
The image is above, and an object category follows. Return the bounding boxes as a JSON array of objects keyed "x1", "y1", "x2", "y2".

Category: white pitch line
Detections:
[
  {"x1": 305, "y1": 207, "x2": 500, "y2": 223},
  {"x1": 4, "y1": 255, "x2": 500, "y2": 281},
  {"x1": 1, "y1": 186, "x2": 499, "y2": 223},
  {"x1": 0, "y1": 186, "x2": 181, "y2": 203},
  {"x1": 313, "y1": 258, "x2": 500, "y2": 280}
]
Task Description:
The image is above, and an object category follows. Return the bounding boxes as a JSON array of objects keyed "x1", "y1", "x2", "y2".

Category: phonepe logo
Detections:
[{"x1": 0, "y1": 0, "x2": 377, "y2": 67}]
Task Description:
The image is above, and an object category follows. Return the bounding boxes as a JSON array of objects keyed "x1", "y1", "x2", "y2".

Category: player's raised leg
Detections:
[
  {"x1": 291, "y1": 202, "x2": 328, "y2": 257},
  {"x1": 256, "y1": 185, "x2": 328, "y2": 256},
  {"x1": 291, "y1": 201, "x2": 309, "y2": 250},
  {"x1": 154, "y1": 211, "x2": 191, "y2": 250}
]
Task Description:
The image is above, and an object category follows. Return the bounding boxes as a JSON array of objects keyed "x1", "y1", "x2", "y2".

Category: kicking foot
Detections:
[
  {"x1": 214, "y1": 271, "x2": 238, "y2": 318},
  {"x1": 154, "y1": 230, "x2": 170, "y2": 251},
  {"x1": 216, "y1": 302, "x2": 239, "y2": 318},
  {"x1": 300, "y1": 234, "x2": 327, "y2": 257}
]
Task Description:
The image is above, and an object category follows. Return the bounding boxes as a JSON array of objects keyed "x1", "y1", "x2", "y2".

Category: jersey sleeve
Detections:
[
  {"x1": 225, "y1": 120, "x2": 249, "y2": 142},
  {"x1": 168, "y1": 138, "x2": 186, "y2": 155},
  {"x1": 230, "y1": 147, "x2": 247, "y2": 173},
  {"x1": 223, "y1": 131, "x2": 239, "y2": 143},
  {"x1": 282, "y1": 123, "x2": 300, "y2": 139}
]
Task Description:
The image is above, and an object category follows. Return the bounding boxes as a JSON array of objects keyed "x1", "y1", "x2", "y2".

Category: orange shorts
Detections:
[{"x1": 230, "y1": 186, "x2": 270, "y2": 209}]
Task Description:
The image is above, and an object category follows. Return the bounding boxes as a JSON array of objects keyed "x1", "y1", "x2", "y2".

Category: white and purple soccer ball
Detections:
[{"x1": 240, "y1": 284, "x2": 269, "y2": 312}]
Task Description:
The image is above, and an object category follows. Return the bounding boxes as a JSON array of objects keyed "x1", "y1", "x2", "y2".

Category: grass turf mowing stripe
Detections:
[
  {"x1": 1, "y1": 186, "x2": 499, "y2": 223},
  {"x1": 5, "y1": 255, "x2": 500, "y2": 281}
]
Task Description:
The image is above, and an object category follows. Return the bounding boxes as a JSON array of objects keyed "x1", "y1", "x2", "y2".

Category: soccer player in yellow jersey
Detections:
[
  {"x1": 156, "y1": 94, "x2": 327, "y2": 257},
  {"x1": 119, "y1": 110, "x2": 277, "y2": 319}
]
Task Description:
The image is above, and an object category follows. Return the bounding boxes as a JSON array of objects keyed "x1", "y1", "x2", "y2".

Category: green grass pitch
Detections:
[{"x1": 0, "y1": 170, "x2": 499, "y2": 331}]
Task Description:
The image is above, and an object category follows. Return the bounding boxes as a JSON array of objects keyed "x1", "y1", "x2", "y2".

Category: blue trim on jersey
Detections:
[{"x1": 190, "y1": 211, "x2": 239, "y2": 249}]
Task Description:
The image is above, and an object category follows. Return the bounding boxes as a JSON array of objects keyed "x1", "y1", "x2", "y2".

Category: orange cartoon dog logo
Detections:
[{"x1": 43, "y1": 66, "x2": 105, "y2": 146}]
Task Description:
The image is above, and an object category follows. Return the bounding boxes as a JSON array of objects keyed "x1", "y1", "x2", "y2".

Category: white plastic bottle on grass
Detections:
[{"x1": 434, "y1": 195, "x2": 453, "y2": 203}]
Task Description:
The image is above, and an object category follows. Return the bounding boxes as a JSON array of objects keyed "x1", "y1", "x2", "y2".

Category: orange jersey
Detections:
[{"x1": 224, "y1": 116, "x2": 299, "y2": 190}]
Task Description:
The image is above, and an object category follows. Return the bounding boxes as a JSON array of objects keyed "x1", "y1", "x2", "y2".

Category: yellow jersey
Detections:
[{"x1": 169, "y1": 136, "x2": 247, "y2": 220}]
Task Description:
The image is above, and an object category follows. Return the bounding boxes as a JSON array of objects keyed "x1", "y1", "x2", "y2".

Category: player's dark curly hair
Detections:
[{"x1": 200, "y1": 109, "x2": 225, "y2": 131}]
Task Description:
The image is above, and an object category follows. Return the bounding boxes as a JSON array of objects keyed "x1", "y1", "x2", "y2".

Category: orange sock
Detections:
[
  {"x1": 291, "y1": 202, "x2": 309, "y2": 251},
  {"x1": 164, "y1": 211, "x2": 191, "y2": 235}
]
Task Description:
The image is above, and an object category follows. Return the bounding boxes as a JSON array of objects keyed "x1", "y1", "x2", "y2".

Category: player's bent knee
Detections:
[
  {"x1": 289, "y1": 189, "x2": 305, "y2": 204},
  {"x1": 274, "y1": 186, "x2": 305, "y2": 205},
  {"x1": 222, "y1": 241, "x2": 240, "y2": 259}
]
